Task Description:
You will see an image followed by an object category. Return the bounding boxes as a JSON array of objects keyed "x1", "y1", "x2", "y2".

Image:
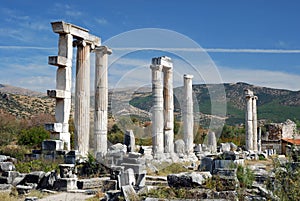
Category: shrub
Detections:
[
  {"x1": 18, "y1": 126, "x2": 50, "y2": 148},
  {"x1": 15, "y1": 159, "x2": 61, "y2": 173}
]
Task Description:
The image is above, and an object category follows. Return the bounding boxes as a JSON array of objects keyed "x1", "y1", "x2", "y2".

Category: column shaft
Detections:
[
  {"x1": 75, "y1": 42, "x2": 91, "y2": 157},
  {"x1": 94, "y1": 46, "x2": 112, "y2": 156},
  {"x1": 252, "y1": 96, "x2": 258, "y2": 151},
  {"x1": 183, "y1": 74, "x2": 194, "y2": 154},
  {"x1": 245, "y1": 96, "x2": 253, "y2": 151},
  {"x1": 163, "y1": 67, "x2": 174, "y2": 153},
  {"x1": 151, "y1": 65, "x2": 164, "y2": 158}
]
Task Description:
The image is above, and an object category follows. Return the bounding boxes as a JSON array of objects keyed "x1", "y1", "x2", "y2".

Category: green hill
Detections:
[{"x1": 129, "y1": 82, "x2": 300, "y2": 126}]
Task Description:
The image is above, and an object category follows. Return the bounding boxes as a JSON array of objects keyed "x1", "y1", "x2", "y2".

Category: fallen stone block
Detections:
[
  {"x1": 0, "y1": 162, "x2": 15, "y2": 172},
  {"x1": 77, "y1": 177, "x2": 110, "y2": 189},
  {"x1": 54, "y1": 178, "x2": 78, "y2": 191},
  {"x1": 38, "y1": 171, "x2": 57, "y2": 190},
  {"x1": 21, "y1": 171, "x2": 45, "y2": 185},
  {"x1": 167, "y1": 171, "x2": 212, "y2": 188},
  {"x1": 122, "y1": 185, "x2": 139, "y2": 201},
  {"x1": 16, "y1": 185, "x2": 32, "y2": 195}
]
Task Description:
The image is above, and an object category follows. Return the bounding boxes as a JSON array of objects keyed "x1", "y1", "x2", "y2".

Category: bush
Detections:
[
  {"x1": 0, "y1": 145, "x2": 30, "y2": 161},
  {"x1": 18, "y1": 126, "x2": 50, "y2": 148},
  {"x1": 15, "y1": 159, "x2": 61, "y2": 173}
]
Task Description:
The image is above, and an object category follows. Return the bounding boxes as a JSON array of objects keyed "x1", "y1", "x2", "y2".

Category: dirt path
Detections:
[{"x1": 38, "y1": 192, "x2": 95, "y2": 201}]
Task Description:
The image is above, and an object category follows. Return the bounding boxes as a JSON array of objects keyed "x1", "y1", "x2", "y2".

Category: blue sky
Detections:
[{"x1": 0, "y1": 0, "x2": 300, "y2": 92}]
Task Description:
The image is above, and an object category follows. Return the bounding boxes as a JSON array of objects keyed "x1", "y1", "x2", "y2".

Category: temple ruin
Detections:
[{"x1": 46, "y1": 21, "x2": 111, "y2": 157}]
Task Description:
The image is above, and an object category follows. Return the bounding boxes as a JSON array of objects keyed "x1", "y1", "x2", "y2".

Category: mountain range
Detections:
[{"x1": 0, "y1": 83, "x2": 299, "y2": 126}]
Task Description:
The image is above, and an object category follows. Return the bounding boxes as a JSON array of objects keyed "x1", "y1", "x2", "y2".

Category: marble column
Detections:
[
  {"x1": 94, "y1": 46, "x2": 112, "y2": 157},
  {"x1": 208, "y1": 131, "x2": 217, "y2": 153},
  {"x1": 150, "y1": 64, "x2": 164, "y2": 158},
  {"x1": 74, "y1": 40, "x2": 91, "y2": 157},
  {"x1": 245, "y1": 89, "x2": 253, "y2": 151},
  {"x1": 252, "y1": 96, "x2": 258, "y2": 151},
  {"x1": 163, "y1": 66, "x2": 174, "y2": 154},
  {"x1": 258, "y1": 127, "x2": 262, "y2": 152},
  {"x1": 183, "y1": 74, "x2": 194, "y2": 155}
]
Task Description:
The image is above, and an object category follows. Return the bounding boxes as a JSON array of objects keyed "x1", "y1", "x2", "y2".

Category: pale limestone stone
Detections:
[
  {"x1": 74, "y1": 42, "x2": 91, "y2": 157},
  {"x1": 150, "y1": 63, "x2": 164, "y2": 158},
  {"x1": 163, "y1": 62, "x2": 174, "y2": 154},
  {"x1": 183, "y1": 74, "x2": 194, "y2": 154},
  {"x1": 208, "y1": 131, "x2": 217, "y2": 153},
  {"x1": 94, "y1": 46, "x2": 112, "y2": 157},
  {"x1": 252, "y1": 96, "x2": 258, "y2": 151}
]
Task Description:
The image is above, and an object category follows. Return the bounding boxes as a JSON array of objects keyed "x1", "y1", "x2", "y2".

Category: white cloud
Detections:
[
  {"x1": 95, "y1": 18, "x2": 108, "y2": 25},
  {"x1": 112, "y1": 47, "x2": 300, "y2": 54},
  {"x1": 219, "y1": 66, "x2": 300, "y2": 91}
]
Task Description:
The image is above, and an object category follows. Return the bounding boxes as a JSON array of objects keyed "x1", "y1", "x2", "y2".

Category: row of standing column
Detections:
[
  {"x1": 151, "y1": 57, "x2": 194, "y2": 158},
  {"x1": 49, "y1": 38, "x2": 111, "y2": 157}
]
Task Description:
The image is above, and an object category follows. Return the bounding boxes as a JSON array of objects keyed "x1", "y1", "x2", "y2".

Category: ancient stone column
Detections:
[
  {"x1": 74, "y1": 40, "x2": 91, "y2": 157},
  {"x1": 208, "y1": 131, "x2": 217, "y2": 153},
  {"x1": 47, "y1": 33, "x2": 73, "y2": 151},
  {"x1": 183, "y1": 74, "x2": 194, "y2": 155},
  {"x1": 163, "y1": 65, "x2": 174, "y2": 154},
  {"x1": 94, "y1": 46, "x2": 112, "y2": 157},
  {"x1": 252, "y1": 96, "x2": 258, "y2": 151},
  {"x1": 245, "y1": 89, "x2": 253, "y2": 151},
  {"x1": 258, "y1": 126, "x2": 262, "y2": 152},
  {"x1": 150, "y1": 61, "x2": 164, "y2": 158}
]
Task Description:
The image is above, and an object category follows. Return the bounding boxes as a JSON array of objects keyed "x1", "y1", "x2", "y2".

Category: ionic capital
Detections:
[{"x1": 94, "y1": 46, "x2": 112, "y2": 55}]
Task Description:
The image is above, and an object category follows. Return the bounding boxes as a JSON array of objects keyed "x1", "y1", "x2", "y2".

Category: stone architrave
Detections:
[
  {"x1": 207, "y1": 131, "x2": 217, "y2": 153},
  {"x1": 162, "y1": 58, "x2": 174, "y2": 154},
  {"x1": 183, "y1": 74, "x2": 194, "y2": 154},
  {"x1": 94, "y1": 46, "x2": 112, "y2": 157},
  {"x1": 245, "y1": 89, "x2": 254, "y2": 151},
  {"x1": 74, "y1": 41, "x2": 91, "y2": 157},
  {"x1": 150, "y1": 60, "x2": 164, "y2": 158},
  {"x1": 252, "y1": 96, "x2": 258, "y2": 151}
]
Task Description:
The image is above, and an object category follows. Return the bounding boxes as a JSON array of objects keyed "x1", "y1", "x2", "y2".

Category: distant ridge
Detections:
[{"x1": 0, "y1": 84, "x2": 45, "y2": 97}]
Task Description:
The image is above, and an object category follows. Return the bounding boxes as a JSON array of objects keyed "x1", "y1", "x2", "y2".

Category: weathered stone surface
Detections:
[
  {"x1": 174, "y1": 139, "x2": 185, "y2": 155},
  {"x1": 94, "y1": 46, "x2": 111, "y2": 157},
  {"x1": 0, "y1": 171, "x2": 19, "y2": 184},
  {"x1": 0, "y1": 183, "x2": 12, "y2": 191},
  {"x1": 77, "y1": 177, "x2": 117, "y2": 192},
  {"x1": 0, "y1": 155, "x2": 8, "y2": 162},
  {"x1": 0, "y1": 162, "x2": 15, "y2": 172},
  {"x1": 38, "y1": 171, "x2": 57, "y2": 190},
  {"x1": 21, "y1": 171, "x2": 45, "y2": 185},
  {"x1": 151, "y1": 61, "x2": 164, "y2": 158},
  {"x1": 167, "y1": 171, "x2": 212, "y2": 188},
  {"x1": 122, "y1": 185, "x2": 139, "y2": 201},
  {"x1": 120, "y1": 168, "x2": 135, "y2": 186},
  {"x1": 208, "y1": 131, "x2": 217, "y2": 153},
  {"x1": 54, "y1": 178, "x2": 77, "y2": 191},
  {"x1": 59, "y1": 164, "x2": 76, "y2": 178},
  {"x1": 220, "y1": 143, "x2": 231, "y2": 152},
  {"x1": 42, "y1": 140, "x2": 64, "y2": 151},
  {"x1": 124, "y1": 130, "x2": 135, "y2": 153},
  {"x1": 213, "y1": 174, "x2": 239, "y2": 191},
  {"x1": 105, "y1": 190, "x2": 122, "y2": 201},
  {"x1": 16, "y1": 185, "x2": 33, "y2": 195},
  {"x1": 183, "y1": 74, "x2": 194, "y2": 154},
  {"x1": 199, "y1": 157, "x2": 214, "y2": 173}
]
